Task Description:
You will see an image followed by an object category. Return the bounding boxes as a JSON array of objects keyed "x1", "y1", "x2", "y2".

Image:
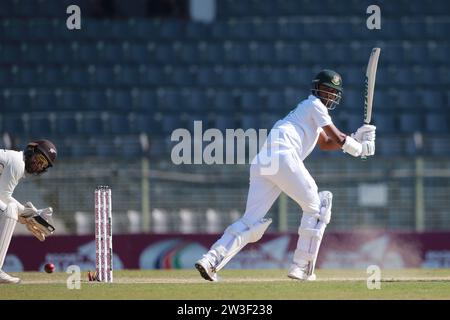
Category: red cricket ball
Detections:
[{"x1": 44, "y1": 263, "x2": 55, "y2": 273}]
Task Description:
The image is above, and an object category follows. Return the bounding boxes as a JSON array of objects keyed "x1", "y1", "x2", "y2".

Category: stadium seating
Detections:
[{"x1": 0, "y1": 0, "x2": 449, "y2": 157}]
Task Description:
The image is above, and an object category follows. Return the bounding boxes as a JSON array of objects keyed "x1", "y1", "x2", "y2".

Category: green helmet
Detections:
[{"x1": 311, "y1": 69, "x2": 343, "y2": 110}]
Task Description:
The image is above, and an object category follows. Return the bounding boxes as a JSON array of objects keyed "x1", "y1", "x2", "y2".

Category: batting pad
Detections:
[{"x1": 0, "y1": 204, "x2": 18, "y2": 269}]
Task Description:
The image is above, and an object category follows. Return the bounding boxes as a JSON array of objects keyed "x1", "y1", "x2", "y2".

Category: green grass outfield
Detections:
[{"x1": 1, "y1": 269, "x2": 450, "y2": 300}]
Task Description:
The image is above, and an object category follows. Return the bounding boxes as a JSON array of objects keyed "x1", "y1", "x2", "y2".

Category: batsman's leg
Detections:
[
  {"x1": 289, "y1": 191, "x2": 332, "y2": 281},
  {"x1": 265, "y1": 150, "x2": 330, "y2": 281},
  {"x1": 0, "y1": 203, "x2": 21, "y2": 284},
  {"x1": 195, "y1": 164, "x2": 281, "y2": 281}
]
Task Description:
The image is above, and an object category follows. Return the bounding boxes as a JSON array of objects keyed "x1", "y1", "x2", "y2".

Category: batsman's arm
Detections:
[
  {"x1": 0, "y1": 163, "x2": 25, "y2": 213},
  {"x1": 317, "y1": 124, "x2": 347, "y2": 150}
]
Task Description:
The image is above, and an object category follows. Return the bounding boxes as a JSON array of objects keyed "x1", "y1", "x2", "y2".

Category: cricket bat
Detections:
[{"x1": 362, "y1": 47, "x2": 381, "y2": 159}]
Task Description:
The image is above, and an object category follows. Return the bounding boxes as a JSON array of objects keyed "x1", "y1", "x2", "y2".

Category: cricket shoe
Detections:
[
  {"x1": 287, "y1": 263, "x2": 316, "y2": 281},
  {"x1": 0, "y1": 270, "x2": 21, "y2": 284},
  {"x1": 195, "y1": 255, "x2": 218, "y2": 282}
]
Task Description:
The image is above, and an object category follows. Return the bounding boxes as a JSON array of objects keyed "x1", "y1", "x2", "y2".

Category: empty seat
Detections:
[
  {"x1": 265, "y1": 91, "x2": 285, "y2": 112},
  {"x1": 2, "y1": 114, "x2": 25, "y2": 135},
  {"x1": 170, "y1": 67, "x2": 195, "y2": 86},
  {"x1": 220, "y1": 67, "x2": 239, "y2": 87},
  {"x1": 377, "y1": 137, "x2": 403, "y2": 156},
  {"x1": 113, "y1": 0, "x2": 148, "y2": 17},
  {"x1": 73, "y1": 43, "x2": 98, "y2": 63},
  {"x1": 14, "y1": 66, "x2": 38, "y2": 86},
  {"x1": 48, "y1": 42, "x2": 73, "y2": 63},
  {"x1": 330, "y1": 22, "x2": 355, "y2": 40},
  {"x1": 28, "y1": 114, "x2": 52, "y2": 136},
  {"x1": 183, "y1": 89, "x2": 207, "y2": 112},
  {"x1": 81, "y1": 113, "x2": 104, "y2": 134},
  {"x1": 5, "y1": 90, "x2": 31, "y2": 110},
  {"x1": 386, "y1": 67, "x2": 410, "y2": 86},
  {"x1": 157, "y1": 89, "x2": 181, "y2": 111},
  {"x1": 184, "y1": 113, "x2": 209, "y2": 132},
  {"x1": 429, "y1": 136, "x2": 450, "y2": 156},
  {"x1": 185, "y1": 22, "x2": 210, "y2": 40},
  {"x1": 59, "y1": 91, "x2": 83, "y2": 110},
  {"x1": 416, "y1": 91, "x2": 442, "y2": 109},
  {"x1": 239, "y1": 91, "x2": 260, "y2": 111},
  {"x1": 373, "y1": 114, "x2": 396, "y2": 134},
  {"x1": 391, "y1": 90, "x2": 410, "y2": 109},
  {"x1": 115, "y1": 65, "x2": 139, "y2": 86},
  {"x1": 239, "y1": 114, "x2": 259, "y2": 130},
  {"x1": 38, "y1": 66, "x2": 64, "y2": 86},
  {"x1": 66, "y1": 137, "x2": 90, "y2": 157},
  {"x1": 32, "y1": 91, "x2": 57, "y2": 110},
  {"x1": 210, "y1": 90, "x2": 235, "y2": 112},
  {"x1": 119, "y1": 136, "x2": 142, "y2": 158},
  {"x1": 249, "y1": 42, "x2": 275, "y2": 63},
  {"x1": 342, "y1": 67, "x2": 364, "y2": 86},
  {"x1": 84, "y1": 90, "x2": 108, "y2": 110},
  {"x1": 0, "y1": 44, "x2": 20, "y2": 64},
  {"x1": 128, "y1": 113, "x2": 158, "y2": 134},
  {"x1": 107, "y1": 113, "x2": 130, "y2": 135},
  {"x1": 92, "y1": 66, "x2": 114, "y2": 86},
  {"x1": 284, "y1": 89, "x2": 301, "y2": 107},
  {"x1": 54, "y1": 114, "x2": 79, "y2": 135},
  {"x1": 399, "y1": 113, "x2": 423, "y2": 133},
  {"x1": 213, "y1": 114, "x2": 235, "y2": 132},
  {"x1": 66, "y1": 66, "x2": 88, "y2": 86},
  {"x1": 428, "y1": 43, "x2": 449, "y2": 63},
  {"x1": 342, "y1": 114, "x2": 361, "y2": 133},
  {"x1": 342, "y1": 89, "x2": 360, "y2": 109},
  {"x1": 227, "y1": 21, "x2": 253, "y2": 40},
  {"x1": 155, "y1": 43, "x2": 176, "y2": 64},
  {"x1": 259, "y1": 114, "x2": 278, "y2": 130},
  {"x1": 403, "y1": 43, "x2": 428, "y2": 63},
  {"x1": 133, "y1": 89, "x2": 157, "y2": 110},
  {"x1": 110, "y1": 90, "x2": 132, "y2": 110},
  {"x1": 92, "y1": 136, "x2": 115, "y2": 157},
  {"x1": 196, "y1": 66, "x2": 219, "y2": 86},
  {"x1": 198, "y1": 43, "x2": 225, "y2": 63},
  {"x1": 401, "y1": 20, "x2": 426, "y2": 38},
  {"x1": 148, "y1": 138, "x2": 166, "y2": 157},
  {"x1": 275, "y1": 42, "x2": 300, "y2": 63},
  {"x1": 266, "y1": 67, "x2": 286, "y2": 86},
  {"x1": 224, "y1": 42, "x2": 250, "y2": 63},
  {"x1": 278, "y1": 21, "x2": 305, "y2": 40},
  {"x1": 427, "y1": 20, "x2": 450, "y2": 40},
  {"x1": 425, "y1": 114, "x2": 449, "y2": 133},
  {"x1": 101, "y1": 43, "x2": 125, "y2": 63},
  {"x1": 127, "y1": 43, "x2": 149, "y2": 63}
]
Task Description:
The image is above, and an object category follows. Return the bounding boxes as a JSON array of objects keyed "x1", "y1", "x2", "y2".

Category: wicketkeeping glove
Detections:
[{"x1": 19, "y1": 202, "x2": 55, "y2": 241}]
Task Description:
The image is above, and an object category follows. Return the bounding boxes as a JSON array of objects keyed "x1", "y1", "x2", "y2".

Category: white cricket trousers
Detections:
[
  {"x1": 243, "y1": 149, "x2": 321, "y2": 224},
  {"x1": 212, "y1": 148, "x2": 321, "y2": 255}
]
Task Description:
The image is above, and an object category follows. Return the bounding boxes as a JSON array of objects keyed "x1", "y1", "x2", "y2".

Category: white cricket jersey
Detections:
[
  {"x1": 266, "y1": 95, "x2": 333, "y2": 160},
  {"x1": 0, "y1": 149, "x2": 25, "y2": 212}
]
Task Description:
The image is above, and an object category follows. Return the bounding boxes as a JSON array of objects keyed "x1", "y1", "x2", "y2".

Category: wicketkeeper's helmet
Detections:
[{"x1": 24, "y1": 139, "x2": 57, "y2": 175}]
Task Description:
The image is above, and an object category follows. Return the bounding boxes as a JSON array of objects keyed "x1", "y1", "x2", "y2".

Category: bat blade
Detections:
[{"x1": 364, "y1": 47, "x2": 381, "y2": 124}]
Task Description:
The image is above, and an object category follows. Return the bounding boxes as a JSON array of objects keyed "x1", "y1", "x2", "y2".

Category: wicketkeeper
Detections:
[
  {"x1": 196, "y1": 70, "x2": 376, "y2": 281},
  {"x1": 0, "y1": 140, "x2": 57, "y2": 284}
]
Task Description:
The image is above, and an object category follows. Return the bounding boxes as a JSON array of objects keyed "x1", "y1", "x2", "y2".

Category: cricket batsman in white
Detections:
[
  {"x1": 0, "y1": 140, "x2": 57, "y2": 284},
  {"x1": 195, "y1": 70, "x2": 376, "y2": 281}
]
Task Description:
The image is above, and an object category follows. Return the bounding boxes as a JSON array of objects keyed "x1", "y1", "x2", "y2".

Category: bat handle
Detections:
[{"x1": 361, "y1": 121, "x2": 371, "y2": 161}]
